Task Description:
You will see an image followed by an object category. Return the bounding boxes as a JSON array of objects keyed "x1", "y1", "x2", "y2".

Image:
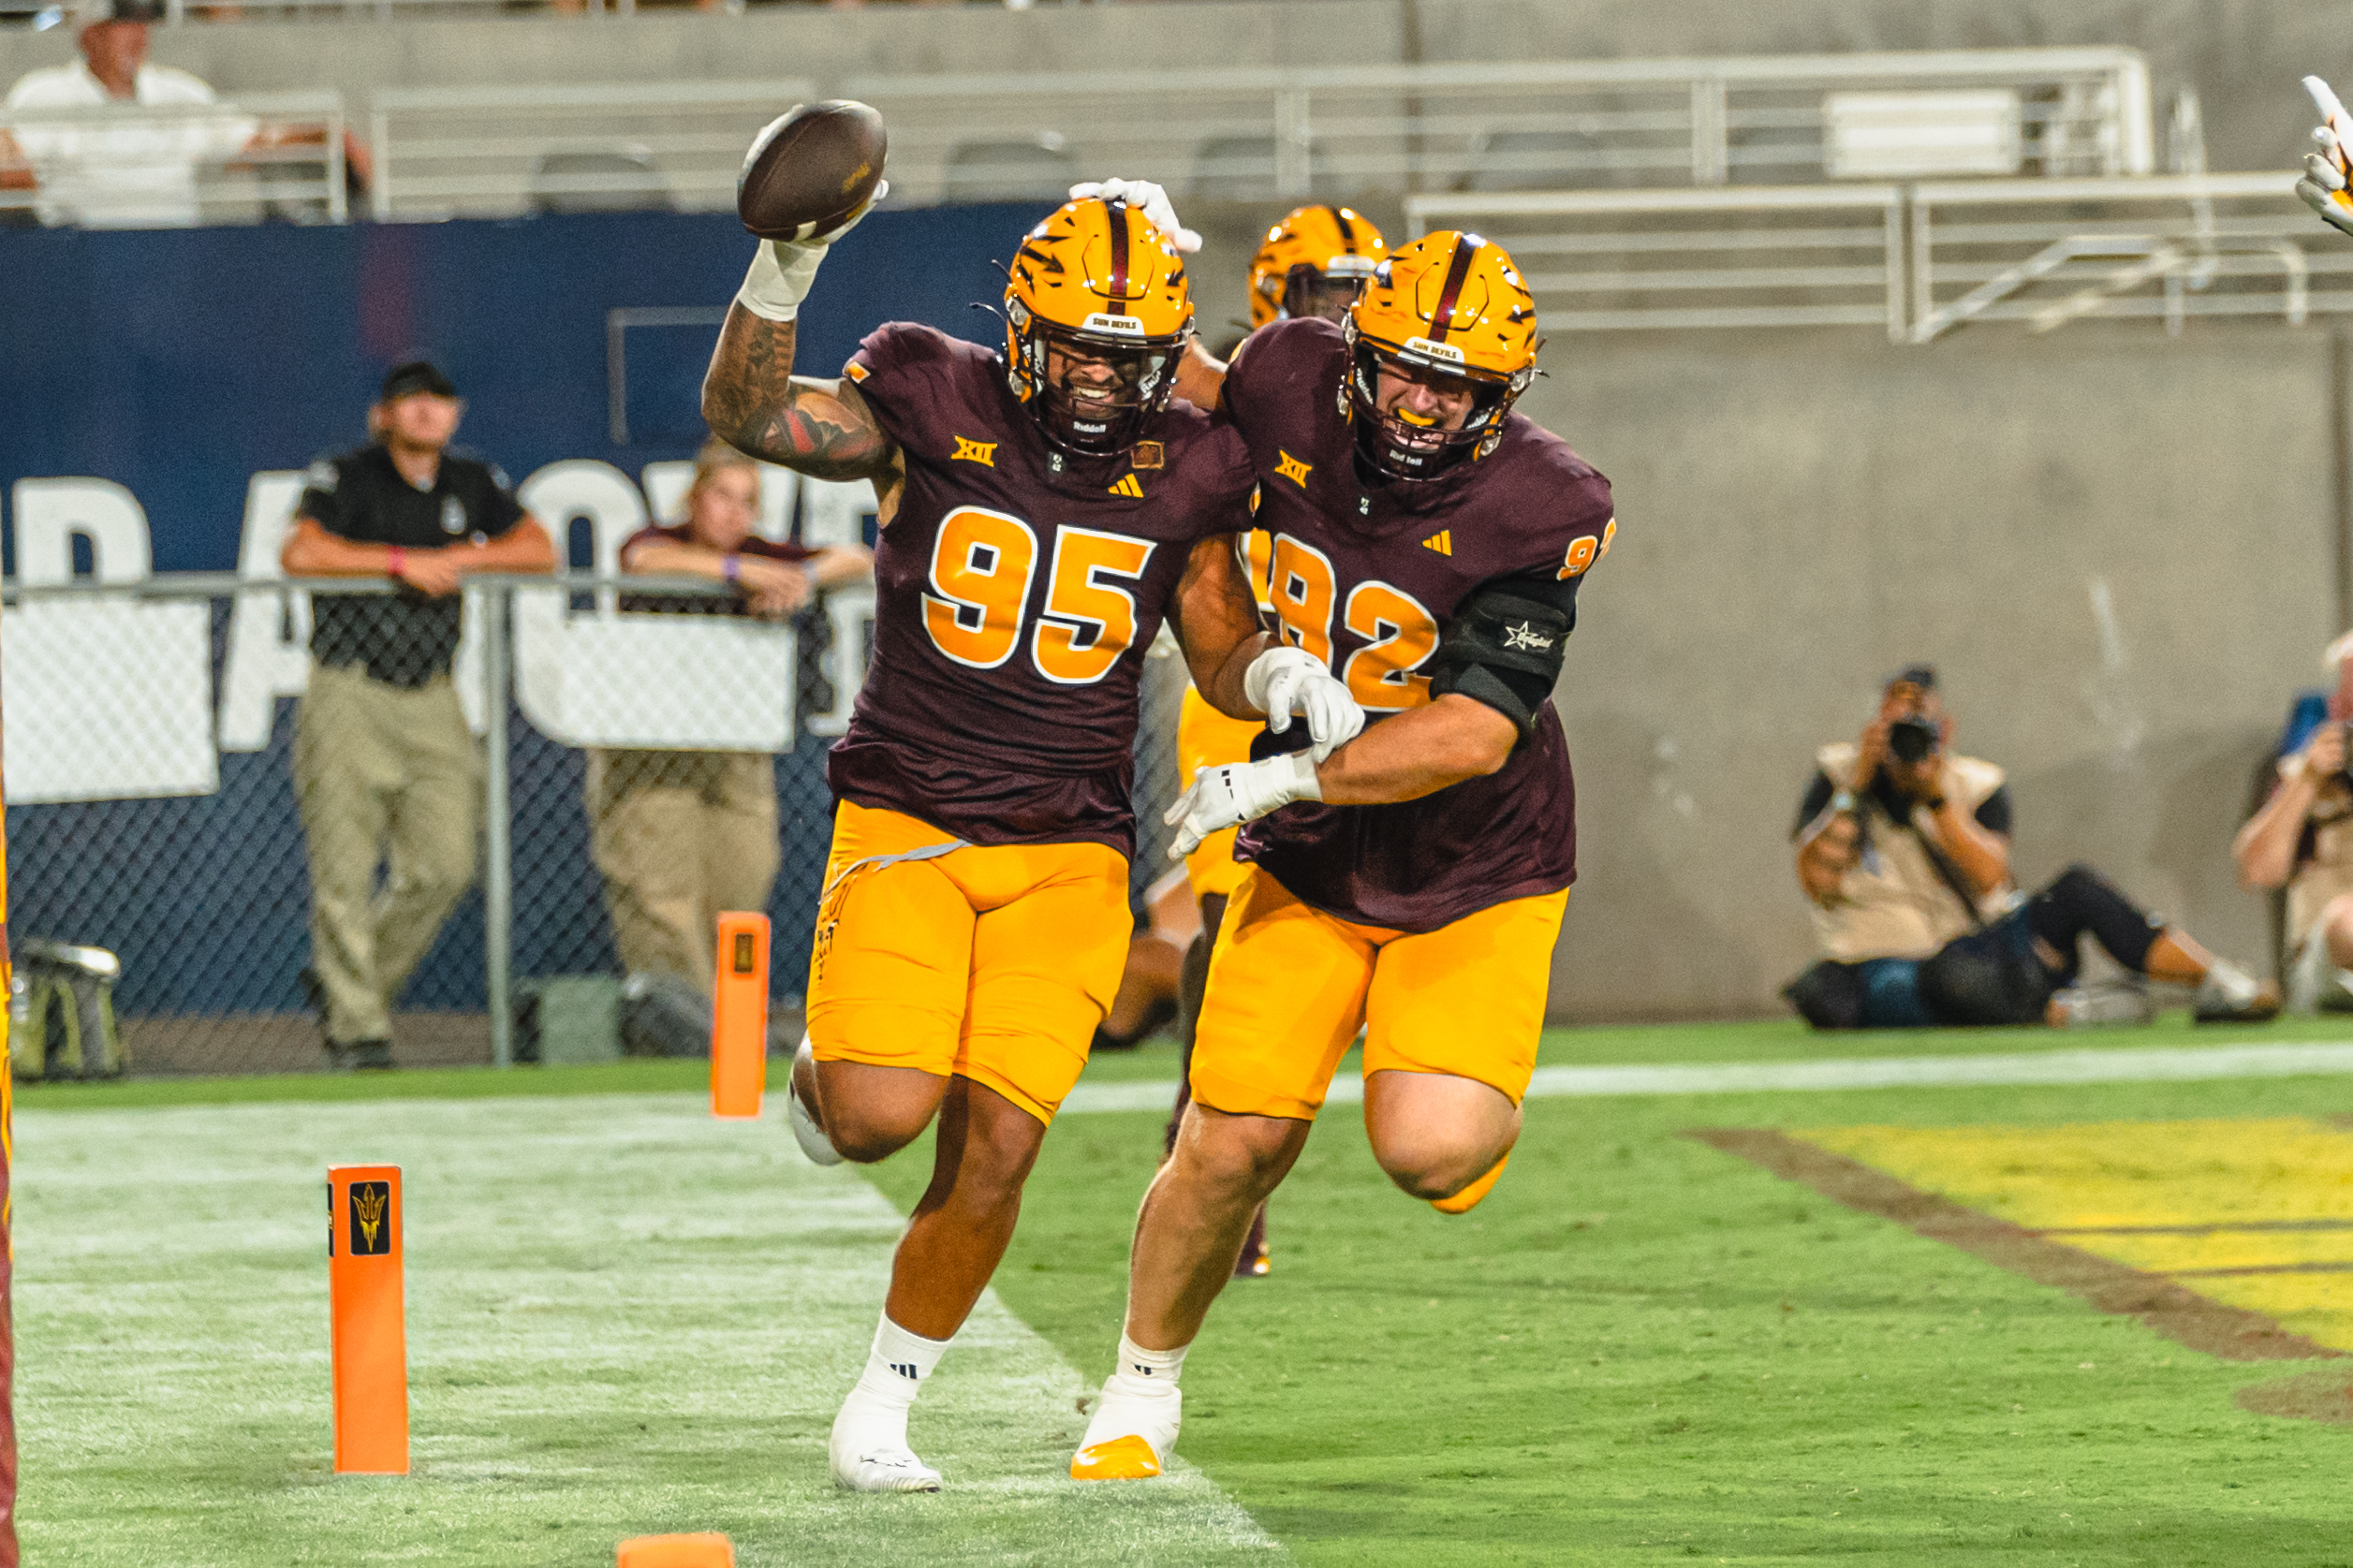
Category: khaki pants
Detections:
[
  {"x1": 293, "y1": 661, "x2": 481, "y2": 1045},
  {"x1": 587, "y1": 748, "x2": 780, "y2": 989}
]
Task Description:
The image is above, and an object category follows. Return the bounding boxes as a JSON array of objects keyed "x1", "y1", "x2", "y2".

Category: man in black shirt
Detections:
[{"x1": 282, "y1": 360, "x2": 554, "y2": 1068}]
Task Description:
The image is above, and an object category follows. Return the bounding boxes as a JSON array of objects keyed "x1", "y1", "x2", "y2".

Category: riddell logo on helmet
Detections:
[{"x1": 1082, "y1": 314, "x2": 1148, "y2": 338}]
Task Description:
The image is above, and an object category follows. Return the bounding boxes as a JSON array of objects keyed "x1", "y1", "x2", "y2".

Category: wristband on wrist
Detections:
[
  {"x1": 722, "y1": 553, "x2": 742, "y2": 586},
  {"x1": 386, "y1": 545, "x2": 406, "y2": 576}
]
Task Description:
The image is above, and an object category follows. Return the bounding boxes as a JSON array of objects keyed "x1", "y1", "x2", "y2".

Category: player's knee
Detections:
[
  {"x1": 1374, "y1": 1136, "x2": 1503, "y2": 1202},
  {"x1": 823, "y1": 1103, "x2": 931, "y2": 1165},
  {"x1": 1173, "y1": 1108, "x2": 1295, "y2": 1197}
]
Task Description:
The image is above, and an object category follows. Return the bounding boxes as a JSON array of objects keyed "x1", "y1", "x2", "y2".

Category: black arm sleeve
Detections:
[
  {"x1": 1426, "y1": 566, "x2": 1581, "y2": 741},
  {"x1": 1973, "y1": 784, "x2": 2013, "y2": 836},
  {"x1": 1795, "y1": 770, "x2": 1835, "y2": 838}
]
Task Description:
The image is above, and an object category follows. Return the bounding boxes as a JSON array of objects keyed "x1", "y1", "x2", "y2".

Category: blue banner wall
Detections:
[
  {"x1": 0, "y1": 205, "x2": 1046, "y2": 1048},
  {"x1": 0, "y1": 203, "x2": 1033, "y2": 571}
]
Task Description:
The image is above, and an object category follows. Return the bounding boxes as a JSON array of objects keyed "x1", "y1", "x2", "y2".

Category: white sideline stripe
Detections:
[{"x1": 1058, "y1": 1039, "x2": 2353, "y2": 1111}]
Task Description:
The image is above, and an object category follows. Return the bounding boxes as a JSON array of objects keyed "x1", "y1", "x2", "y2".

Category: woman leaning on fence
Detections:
[{"x1": 587, "y1": 438, "x2": 872, "y2": 993}]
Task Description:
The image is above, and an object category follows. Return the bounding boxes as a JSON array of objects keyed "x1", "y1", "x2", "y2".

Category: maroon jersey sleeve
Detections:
[{"x1": 844, "y1": 322, "x2": 971, "y2": 469}]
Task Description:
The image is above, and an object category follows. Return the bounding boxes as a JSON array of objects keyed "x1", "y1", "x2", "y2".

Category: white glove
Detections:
[
  {"x1": 1067, "y1": 177, "x2": 1201, "y2": 254},
  {"x1": 1165, "y1": 753, "x2": 1321, "y2": 860},
  {"x1": 2302, "y1": 78, "x2": 2353, "y2": 237},
  {"x1": 1243, "y1": 645, "x2": 1364, "y2": 761},
  {"x1": 735, "y1": 180, "x2": 890, "y2": 322}
]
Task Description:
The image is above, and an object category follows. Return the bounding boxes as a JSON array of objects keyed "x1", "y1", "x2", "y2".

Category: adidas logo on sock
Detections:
[
  {"x1": 890, "y1": 1362, "x2": 919, "y2": 1380},
  {"x1": 1129, "y1": 1363, "x2": 1155, "y2": 1377}
]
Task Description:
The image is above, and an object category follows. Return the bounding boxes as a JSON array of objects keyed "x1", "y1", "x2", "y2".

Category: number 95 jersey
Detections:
[
  {"x1": 827, "y1": 323, "x2": 1257, "y2": 856},
  {"x1": 1223, "y1": 316, "x2": 1616, "y2": 933}
]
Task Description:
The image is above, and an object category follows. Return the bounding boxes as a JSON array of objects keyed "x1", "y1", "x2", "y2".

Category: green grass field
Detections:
[{"x1": 21, "y1": 1019, "x2": 2353, "y2": 1565}]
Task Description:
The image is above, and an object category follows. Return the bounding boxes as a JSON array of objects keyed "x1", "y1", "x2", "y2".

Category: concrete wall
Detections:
[{"x1": 1525, "y1": 325, "x2": 2342, "y2": 1018}]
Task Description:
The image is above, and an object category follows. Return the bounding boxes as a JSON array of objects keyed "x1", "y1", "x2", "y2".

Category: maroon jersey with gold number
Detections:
[
  {"x1": 830, "y1": 323, "x2": 1256, "y2": 855},
  {"x1": 1224, "y1": 316, "x2": 1615, "y2": 932}
]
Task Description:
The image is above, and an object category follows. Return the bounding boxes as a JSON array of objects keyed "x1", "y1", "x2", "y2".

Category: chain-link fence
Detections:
[{"x1": 3, "y1": 570, "x2": 1184, "y2": 1078}]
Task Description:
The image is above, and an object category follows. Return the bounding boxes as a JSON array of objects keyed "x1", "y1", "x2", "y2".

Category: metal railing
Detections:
[
  {"x1": 1408, "y1": 171, "x2": 2347, "y2": 343},
  {"x1": 0, "y1": 51, "x2": 2152, "y2": 228},
  {"x1": 351, "y1": 49, "x2": 2147, "y2": 222},
  {"x1": 0, "y1": 90, "x2": 346, "y2": 227},
  {"x1": 0, "y1": 567, "x2": 1187, "y2": 1077},
  {"x1": 841, "y1": 50, "x2": 2152, "y2": 208}
]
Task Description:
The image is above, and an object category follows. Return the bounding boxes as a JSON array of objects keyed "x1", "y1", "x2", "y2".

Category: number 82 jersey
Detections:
[{"x1": 827, "y1": 323, "x2": 1257, "y2": 855}]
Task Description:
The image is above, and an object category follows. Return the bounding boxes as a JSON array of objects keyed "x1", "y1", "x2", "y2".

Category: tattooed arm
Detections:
[{"x1": 700, "y1": 305, "x2": 901, "y2": 488}]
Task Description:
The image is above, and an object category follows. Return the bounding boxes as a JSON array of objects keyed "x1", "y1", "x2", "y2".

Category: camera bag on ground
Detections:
[{"x1": 10, "y1": 939, "x2": 126, "y2": 1080}]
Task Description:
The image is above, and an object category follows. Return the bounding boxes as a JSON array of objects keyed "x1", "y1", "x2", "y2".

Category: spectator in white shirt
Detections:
[{"x1": 0, "y1": 0, "x2": 371, "y2": 229}]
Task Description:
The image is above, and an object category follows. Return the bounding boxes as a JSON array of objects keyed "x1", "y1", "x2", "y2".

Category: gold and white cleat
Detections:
[
  {"x1": 830, "y1": 1442, "x2": 942, "y2": 1493},
  {"x1": 1071, "y1": 1433, "x2": 1161, "y2": 1481},
  {"x1": 1070, "y1": 1378, "x2": 1181, "y2": 1481}
]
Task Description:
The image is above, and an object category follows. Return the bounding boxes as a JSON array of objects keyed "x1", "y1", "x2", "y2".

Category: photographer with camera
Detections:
[
  {"x1": 2233, "y1": 635, "x2": 2353, "y2": 1011},
  {"x1": 1787, "y1": 666, "x2": 2276, "y2": 1030}
]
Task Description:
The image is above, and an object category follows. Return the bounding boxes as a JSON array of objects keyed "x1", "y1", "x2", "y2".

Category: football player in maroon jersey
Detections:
[
  {"x1": 1154, "y1": 202, "x2": 1392, "y2": 1280},
  {"x1": 700, "y1": 189, "x2": 1365, "y2": 1492},
  {"x1": 1067, "y1": 223, "x2": 1617, "y2": 1482}
]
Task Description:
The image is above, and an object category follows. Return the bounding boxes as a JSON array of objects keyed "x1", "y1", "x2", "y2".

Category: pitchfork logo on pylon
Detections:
[{"x1": 349, "y1": 1181, "x2": 392, "y2": 1256}]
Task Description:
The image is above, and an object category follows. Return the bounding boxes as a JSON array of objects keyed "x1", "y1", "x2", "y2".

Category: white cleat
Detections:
[
  {"x1": 787, "y1": 1036, "x2": 843, "y2": 1167},
  {"x1": 1070, "y1": 1376, "x2": 1182, "y2": 1480},
  {"x1": 829, "y1": 1440, "x2": 943, "y2": 1493}
]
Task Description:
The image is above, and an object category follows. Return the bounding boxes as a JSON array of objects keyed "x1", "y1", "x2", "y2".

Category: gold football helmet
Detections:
[
  {"x1": 1005, "y1": 197, "x2": 1194, "y2": 457},
  {"x1": 1247, "y1": 205, "x2": 1388, "y2": 329},
  {"x1": 1341, "y1": 230, "x2": 1537, "y2": 480}
]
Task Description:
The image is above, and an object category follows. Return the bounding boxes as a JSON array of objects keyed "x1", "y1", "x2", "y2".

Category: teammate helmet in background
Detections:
[
  {"x1": 1248, "y1": 205, "x2": 1388, "y2": 329},
  {"x1": 1342, "y1": 230, "x2": 1538, "y2": 481},
  {"x1": 1004, "y1": 197, "x2": 1195, "y2": 457}
]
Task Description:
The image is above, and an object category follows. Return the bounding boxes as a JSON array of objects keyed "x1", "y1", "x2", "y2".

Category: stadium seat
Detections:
[
  {"x1": 940, "y1": 135, "x2": 1078, "y2": 204},
  {"x1": 530, "y1": 149, "x2": 673, "y2": 216},
  {"x1": 1188, "y1": 133, "x2": 1343, "y2": 202},
  {"x1": 1457, "y1": 127, "x2": 1607, "y2": 193}
]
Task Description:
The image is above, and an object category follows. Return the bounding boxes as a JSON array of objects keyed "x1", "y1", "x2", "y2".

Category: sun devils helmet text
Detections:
[
  {"x1": 1341, "y1": 230, "x2": 1538, "y2": 482},
  {"x1": 1004, "y1": 197, "x2": 1195, "y2": 458}
]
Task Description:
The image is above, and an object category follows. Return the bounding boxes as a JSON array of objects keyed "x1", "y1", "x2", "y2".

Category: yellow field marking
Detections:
[{"x1": 1802, "y1": 1119, "x2": 2353, "y2": 1353}]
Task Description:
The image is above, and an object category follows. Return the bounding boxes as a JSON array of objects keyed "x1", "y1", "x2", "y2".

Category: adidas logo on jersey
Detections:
[
  {"x1": 1421, "y1": 531, "x2": 1452, "y2": 556},
  {"x1": 1107, "y1": 473, "x2": 1144, "y2": 498}
]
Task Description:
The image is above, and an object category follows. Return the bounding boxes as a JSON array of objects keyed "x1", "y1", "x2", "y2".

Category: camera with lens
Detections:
[{"x1": 1887, "y1": 714, "x2": 1941, "y2": 766}]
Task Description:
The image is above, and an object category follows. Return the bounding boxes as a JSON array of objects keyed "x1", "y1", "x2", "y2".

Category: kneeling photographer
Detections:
[{"x1": 1787, "y1": 667, "x2": 2275, "y2": 1030}]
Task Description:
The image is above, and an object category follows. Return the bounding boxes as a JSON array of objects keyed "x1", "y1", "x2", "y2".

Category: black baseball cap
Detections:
[
  {"x1": 1886, "y1": 663, "x2": 1938, "y2": 693},
  {"x1": 379, "y1": 360, "x2": 458, "y2": 402},
  {"x1": 87, "y1": 0, "x2": 162, "y2": 24}
]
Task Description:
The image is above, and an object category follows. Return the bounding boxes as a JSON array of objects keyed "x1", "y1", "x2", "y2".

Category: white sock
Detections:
[
  {"x1": 1108, "y1": 1333, "x2": 1188, "y2": 1397},
  {"x1": 836, "y1": 1313, "x2": 952, "y2": 1453}
]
